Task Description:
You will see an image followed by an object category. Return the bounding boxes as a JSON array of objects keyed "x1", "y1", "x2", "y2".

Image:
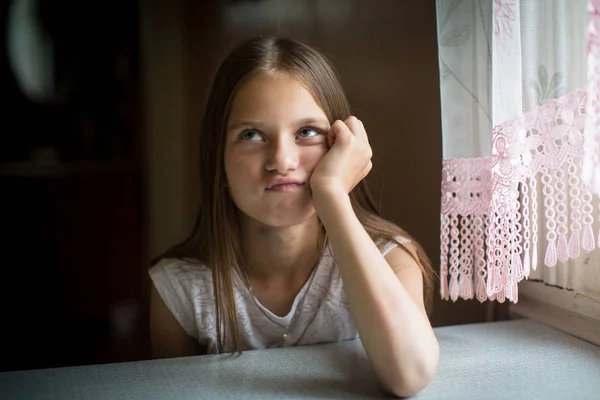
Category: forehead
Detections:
[{"x1": 227, "y1": 72, "x2": 327, "y2": 125}]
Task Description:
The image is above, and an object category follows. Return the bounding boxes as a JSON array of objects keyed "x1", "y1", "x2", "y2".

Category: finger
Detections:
[
  {"x1": 327, "y1": 127, "x2": 334, "y2": 148},
  {"x1": 328, "y1": 120, "x2": 352, "y2": 146},
  {"x1": 344, "y1": 116, "x2": 369, "y2": 144}
]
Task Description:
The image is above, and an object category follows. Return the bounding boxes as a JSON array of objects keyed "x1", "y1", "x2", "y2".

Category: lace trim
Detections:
[
  {"x1": 440, "y1": 158, "x2": 494, "y2": 302},
  {"x1": 441, "y1": 88, "x2": 600, "y2": 303}
]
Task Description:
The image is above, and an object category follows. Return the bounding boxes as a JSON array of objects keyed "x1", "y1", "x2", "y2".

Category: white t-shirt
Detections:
[{"x1": 149, "y1": 236, "x2": 409, "y2": 354}]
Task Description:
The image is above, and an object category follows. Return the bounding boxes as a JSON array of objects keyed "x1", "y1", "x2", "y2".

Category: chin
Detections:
[{"x1": 262, "y1": 212, "x2": 316, "y2": 228}]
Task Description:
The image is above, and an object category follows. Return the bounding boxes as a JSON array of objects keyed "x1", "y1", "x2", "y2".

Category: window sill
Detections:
[{"x1": 509, "y1": 280, "x2": 600, "y2": 346}]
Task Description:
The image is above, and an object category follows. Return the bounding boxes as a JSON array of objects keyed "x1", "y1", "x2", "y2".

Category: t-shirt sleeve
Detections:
[
  {"x1": 381, "y1": 235, "x2": 412, "y2": 256},
  {"x1": 148, "y1": 259, "x2": 199, "y2": 339}
]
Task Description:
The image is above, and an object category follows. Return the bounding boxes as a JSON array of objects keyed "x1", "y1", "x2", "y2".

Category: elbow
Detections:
[
  {"x1": 384, "y1": 364, "x2": 438, "y2": 398},
  {"x1": 384, "y1": 372, "x2": 435, "y2": 398},
  {"x1": 382, "y1": 342, "x2": 440, "y2": 398}
]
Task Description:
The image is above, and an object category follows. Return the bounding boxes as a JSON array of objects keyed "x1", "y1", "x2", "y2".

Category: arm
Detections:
[
  {"x1": 149, "y1": 283, "x2": 203, "y2": 359},
  {"x1": 313, "y1": 189, "x2": 439, "y2": 397}
]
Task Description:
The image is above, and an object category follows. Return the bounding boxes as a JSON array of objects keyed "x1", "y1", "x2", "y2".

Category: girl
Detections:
[{"x1": 149, "y1": 36, "x2": 439, "y2": 397}]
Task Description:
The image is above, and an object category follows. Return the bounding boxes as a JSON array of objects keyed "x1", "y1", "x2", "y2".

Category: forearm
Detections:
[{"x1": 313, "y1": 189, "x2": 439, "y2": 397}]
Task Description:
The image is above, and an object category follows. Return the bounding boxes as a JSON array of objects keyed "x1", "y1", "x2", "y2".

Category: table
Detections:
[{"x1": 1, "y1": 319, "x2": 599, "y2": 399}]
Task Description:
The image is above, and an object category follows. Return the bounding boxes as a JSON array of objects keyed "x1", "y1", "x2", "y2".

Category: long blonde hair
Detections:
[{"x1": 153, "y1": 36, "x2": 436, "y2": 353}]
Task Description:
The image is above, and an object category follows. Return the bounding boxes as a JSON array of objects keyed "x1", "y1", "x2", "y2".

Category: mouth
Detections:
[{"x1": 266, "y1": 183, "x2": 305, "y2": 192}]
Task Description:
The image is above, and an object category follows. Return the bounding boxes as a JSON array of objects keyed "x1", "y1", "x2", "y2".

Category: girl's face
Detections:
[{"x1": 224, "y1": 72, "x2": 330, "y2": 228}]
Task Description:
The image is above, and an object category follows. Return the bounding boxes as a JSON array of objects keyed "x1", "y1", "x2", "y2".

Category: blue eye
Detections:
[
  {"x1": 297, "y1": 127, "x2": 320, "y2": 138},
  {"x1": 240, "y1": 130, "x2": 263, "y2": 141}
]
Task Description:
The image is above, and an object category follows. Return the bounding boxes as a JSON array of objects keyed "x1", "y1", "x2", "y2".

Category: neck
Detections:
[{"x1": 240, "y1": 215, "x2": 325, "y2": 286}]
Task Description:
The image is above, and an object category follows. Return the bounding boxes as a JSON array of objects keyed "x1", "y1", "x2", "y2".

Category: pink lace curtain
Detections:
[{"x1": 436, "y1": 0, "x2": 600, "y2": 303}]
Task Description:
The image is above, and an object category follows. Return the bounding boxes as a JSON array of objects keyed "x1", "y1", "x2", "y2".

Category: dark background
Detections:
[{"x1": 0, "y1": 0, "x2": 506, "y2": 372}]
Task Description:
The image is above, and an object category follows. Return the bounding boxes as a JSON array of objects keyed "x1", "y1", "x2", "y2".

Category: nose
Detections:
[{"x1": 265, "y1": 136, "x2": 299, "y2": 174}]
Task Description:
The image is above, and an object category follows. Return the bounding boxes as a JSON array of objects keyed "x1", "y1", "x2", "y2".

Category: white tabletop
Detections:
[{"x1": 1, "y1": 318, "x2": 599, "y2": 399}]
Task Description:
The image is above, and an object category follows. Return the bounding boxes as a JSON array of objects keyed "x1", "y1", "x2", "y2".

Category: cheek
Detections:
[
  {"x1": 224, "y1": 148, "x2": 259, "y2": 189},
  {"x1": 225, "y1": 146, "x2": 246, "y2": 172},
  {"x1": 303, "y1": 145, "x2": 328, "y2": 171}
]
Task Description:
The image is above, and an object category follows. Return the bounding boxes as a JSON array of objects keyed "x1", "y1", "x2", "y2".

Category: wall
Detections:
[{"x1": 141, "y1": 0, "x2": 190, "y2": 260}]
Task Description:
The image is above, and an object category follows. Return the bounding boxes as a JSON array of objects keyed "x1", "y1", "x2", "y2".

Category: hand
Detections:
[{"x1": 310, "y1": 116, "x2": 373, "y2": 196}]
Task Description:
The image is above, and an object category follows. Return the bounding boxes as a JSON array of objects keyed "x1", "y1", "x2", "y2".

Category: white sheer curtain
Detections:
[
  {"x1": 436, "y1": 0, "x2": 600, "y2": 303},
  {"x1": 584, "y1": 1, "x2": 600, "y2": 196}
]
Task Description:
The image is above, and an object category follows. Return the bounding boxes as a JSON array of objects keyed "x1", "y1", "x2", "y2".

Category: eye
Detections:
[
  {"x1": 239, "y1": 129, "x2": 263, "y2": 141},
  {"x1": 297, "y1": 126, "x2": 321, "y2": 139}
]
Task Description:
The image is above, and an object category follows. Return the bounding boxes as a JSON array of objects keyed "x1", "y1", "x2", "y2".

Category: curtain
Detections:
[
  {"x1": 436, "y1": 0, "x2": 600, "y2": 303},
  {"x1": 584, "y1": 0, "x2": 600, "y2": 195}
]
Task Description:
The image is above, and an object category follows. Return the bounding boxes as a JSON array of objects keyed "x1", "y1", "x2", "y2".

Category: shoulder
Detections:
[
  {"x1": 149, "y1": 257, "x2": 212, "y2": 281},
  {"x1": 148, "y1": 257, "x2": 213, "y2": 340},
  {"x1": 382, "y1": 241, "x2": 427, "y2": 313},
  {"x1": 150, "y1": 256, "x2": 208, "y2": 271},
  {"x1": 379, "y1": 236, "x2": 422, "y2": 276},
  {"x1": 148, "y1": 258, "x2": 214, "y2": 306}
]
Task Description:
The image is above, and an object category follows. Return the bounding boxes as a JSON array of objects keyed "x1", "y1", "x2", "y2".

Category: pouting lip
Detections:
[{"x1": 266, "y1": 177, "x2": 305, "y2": 190}]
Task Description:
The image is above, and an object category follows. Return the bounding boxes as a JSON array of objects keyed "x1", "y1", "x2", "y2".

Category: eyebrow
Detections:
[{"x1": 227, "y1": 117, "x2": 331, "y2": 132}]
